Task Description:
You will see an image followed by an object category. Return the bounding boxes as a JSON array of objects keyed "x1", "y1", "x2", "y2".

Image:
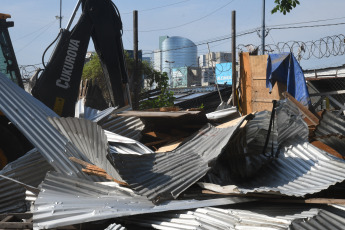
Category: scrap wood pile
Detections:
[{"x1": 3, "y1": 75, "x2": 345, "y2": 229}]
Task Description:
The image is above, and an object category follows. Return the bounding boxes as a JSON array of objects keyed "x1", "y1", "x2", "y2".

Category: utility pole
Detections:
[
  {"x1": 261, "y1": 0, "x2": 265, "y2": 54},
  {"x1": 232, "y1": 11, "x2": 236, "y2": 107},
  {"x1": 59, "y1": 0, "x2": 62, "y2": 29},
  {"x1": 133, "y1": 10, "x2": 139, "y2": 109}
]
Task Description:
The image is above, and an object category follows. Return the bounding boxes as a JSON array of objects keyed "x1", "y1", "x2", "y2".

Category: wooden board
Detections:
[{"x1": 239, "y1": 53, "x2": 286, "y2": 115}]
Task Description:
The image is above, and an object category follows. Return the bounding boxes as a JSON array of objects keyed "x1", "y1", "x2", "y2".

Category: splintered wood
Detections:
[{"x1": 69, "y1": 157, "x2": 128, "y2": 186}]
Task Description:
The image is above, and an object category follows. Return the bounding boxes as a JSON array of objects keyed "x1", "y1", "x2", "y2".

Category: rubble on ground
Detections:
[{"x1": 2, "y1": 71, "x2": 345, "y2": 230}]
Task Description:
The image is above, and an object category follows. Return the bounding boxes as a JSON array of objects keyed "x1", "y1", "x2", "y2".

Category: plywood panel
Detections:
[
  {"x1": 239, "y1": 52, "x2": 252, "y2": 114},
  {"x1": 239, "y1": 53, "x2": 286, "y2": 114}
]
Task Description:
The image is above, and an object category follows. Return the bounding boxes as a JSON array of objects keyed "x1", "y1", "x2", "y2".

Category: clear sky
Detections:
[{"x1": 3, "y1": 0, "x2": 345, "y2": 73}]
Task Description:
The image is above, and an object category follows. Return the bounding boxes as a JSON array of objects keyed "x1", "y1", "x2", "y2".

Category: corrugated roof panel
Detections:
[
  {"x1": 0, "y1": 74, "x2": 100, "y2": 181},
  {"x1": 315, "y1": 111, "x2": 345, "y2": 136},
  {"x1": 48, "y1": 117, "x2": 117, "y2": 180},
  {"x1": 109, "y1": 151, "x2": 210, "y2": 203},
  {"x1": 105, "y1": 223, "x2": 127, "y2": 230},
  {"x1": 98, "y1": 106, "x2": 144, "y2": 141},
  {"x1": 120, "y1": 204, "x2": 345, "y2": 230},
  {"x1": 109, "y1": 118, "x2": 247, "y2": 202},
  {"x1": 0, "y1": 149, "x2": 53, "y2": 213},
  {"x1": 238, "y1": 137, "x2": 345, "y2": 196},
  {"x1": 177, "y1": 117, "x2": 247, "y2": 164},
  {"x1": 33, "y1": 172, "x2": 253, "y2": 229}
]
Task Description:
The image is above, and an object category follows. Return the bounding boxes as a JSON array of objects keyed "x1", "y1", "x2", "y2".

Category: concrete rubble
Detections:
[{"x1": 2, "y1": 72, "x2": 345, "y2": 230}]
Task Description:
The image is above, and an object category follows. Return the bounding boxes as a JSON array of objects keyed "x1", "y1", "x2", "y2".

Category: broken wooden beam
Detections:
[{"x1": 282, "y1": 91, "x2": 320, "y2": 125}]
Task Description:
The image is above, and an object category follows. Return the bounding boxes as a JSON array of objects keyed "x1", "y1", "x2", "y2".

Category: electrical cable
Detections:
[
  {"x1": 122, "y1": 0, "x2": 192, "y2": 14},
  {"x1": 125, "y1": 0, "x2": 237, "y2": 32},
  {"x1": 15, "y1": 20, "x2": 58, "y2": 53},
  {"x1": 14, "y1": 20, "x2": 57, "y2": 41}
]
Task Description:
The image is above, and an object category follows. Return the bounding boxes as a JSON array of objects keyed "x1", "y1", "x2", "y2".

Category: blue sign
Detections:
[{"x1": 215, "y1": 63, "x2": 232, "y2": 85}]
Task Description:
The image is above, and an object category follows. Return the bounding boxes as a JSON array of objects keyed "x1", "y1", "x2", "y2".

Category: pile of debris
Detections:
[{"x1": 2, "y1": 74, "x2": 345, "y2": 230}]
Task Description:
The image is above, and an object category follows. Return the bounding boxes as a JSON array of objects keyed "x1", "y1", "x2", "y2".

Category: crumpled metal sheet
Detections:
[
  {"x1": 119, "y1": 203, "x2": 345, "y2": 230},
  {"x1": 236, "y1": 137, "x2": 345, "y2": 196},
  {"x1": 315, "y1": 111, "x2": 345, "y2": 137},
  {"x1": 98, "y1": 106, "x2": 144, "y2": 141},
  {"x1": 33, "y1": 172, "x2": 253, "y2": 229},
  {"x1": 104, "y1": 223, "x2": 126, "y2": 230},
  {"x1": 48, "y1": 117, "x2": 117, "y2": 180},
  {"x1": 108, "y1": 117, "x2": 247, "y2": 202},
  {"x1": 75, "y1": 99, "x2": 116, "y2": 123},
  {"x1": 0, "y1": 149, "x2": 53, "y2": 213},
  {"x1": 105, "y1": 130, "x2": 153, "y2": 155},
  {"x1": 315, "y1": 111, "x2": 345, "y2": 157},
  {"x1": 0, "y1": 74, "x2": 99, "y2": 181},
  {"x1": 108, "y1": 151, "x2": 210, "y2": 203}
]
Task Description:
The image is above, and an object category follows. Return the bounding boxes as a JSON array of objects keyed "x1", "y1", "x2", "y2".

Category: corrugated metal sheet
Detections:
[
  {"x1": 75, "y1": 100, "x2": 117, "y2": 123},
  {"x1": 0, "y1": 74, "x2": 100, "y2": 181},
  {"x1": 276, "y1": 100, "x2": 309, "y2": 145},
  {"x1": 0, "y1": 149, "x2": 53, "y2": 213},
  {"x1": 98, "y1": 106, "x2": 144, "y2": 141},
  {"x1": 291, "y1": 209, "x2": 345, "y2": 230},
  {"x1": 315, "y1": 135, "x2": 345, "y2": 157},
  {"x1": 120, "y1": 204, "x2": 344, "y2": 230},
  {"x1": 33, "y1": 172, "x2": 253, "y2": 229},
  {"x1": 48, "y1": 117, "x2": 118, "y2": 180},
  {"x1": 315, "y1": 111, "x2": 345, "y2": 136},
  {"x1": 314, "y1": 111, "x2": 345, "y2": 157},
  {"x1": 109, "y1": 151, "x2": 210, "y2": 203},
  {"x1": 109, "y1": 118, "x2": 247, "y2": 202},
  {"x1": 105, "y1": 130, "x2": 153, "y2": 155},
  {"x1": 177, "y1": 117, "x2": 247, "y2": 164},
  {"x1": 237, "y1": 137, "x2": 345, "y2": 196},
  {"x1": 202, "y1": 135, "x2": 345, "y2": 197},
  {"x1": 105, "y1": 223, "x2": 127, "y2": 230}
]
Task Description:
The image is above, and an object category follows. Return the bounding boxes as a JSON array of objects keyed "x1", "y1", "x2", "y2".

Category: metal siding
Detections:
[
  {"x1": 33, "y1": 172, "x2": 253, "y2": 229},
  {"x1": 108, "y1": 118, "x2": 246, "y2": 202},
  {"x1": 119, "y1": 205, "x2": 345, "y2": 230},
  {"x1": 237, "y1": 137, "x2": 345, "y2": 196},
  {"x1": 0, "y1": 149, "x2": 53, "y2": 213},
  {"x1": 0, "y1": 74, "x2": 99, "y2": 181}
]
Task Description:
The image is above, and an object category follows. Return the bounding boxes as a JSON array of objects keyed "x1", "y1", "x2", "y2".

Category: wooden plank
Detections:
[
  {"x1": 0, "y1": 213, "x2": 32, "y2": 220},
  {"x1": 0, "y1": 222, "x2": 33, "y2": 229},
  {"x1": 69, "y1": 157, "x2": 92, "y2": 167},
  {"x1": 283, "y1": 91, "x2": 320, "y2": 125},
  {"x1": 156, "y1": 139, "x2": 184, "y2": 153},
  {"x1": 0, "y1": 215, "x2": 14, "y2": 222},
  {"x1": 118, "y1": 110, "x2": 201, "y2": 118}
]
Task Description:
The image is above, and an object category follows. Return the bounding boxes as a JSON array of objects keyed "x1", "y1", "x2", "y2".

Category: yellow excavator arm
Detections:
[{"x1": 0, "y1": 13, "x2": 11, "y2": 20}]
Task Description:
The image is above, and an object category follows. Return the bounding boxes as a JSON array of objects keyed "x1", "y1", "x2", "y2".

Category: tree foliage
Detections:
[
  {"x1": 272, "y1": 0, "x2": 300, "y2": 15},
  {"x1": 82, "y1": 52, "x2": 175, "y2": 110}
]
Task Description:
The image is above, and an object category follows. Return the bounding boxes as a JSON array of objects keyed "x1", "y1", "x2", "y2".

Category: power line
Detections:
[
  {"x1": 15, "y1": 20, "x2": 58, "y2": 53},
  {"x1": 13, "y1": 20, "x2": 57, "y2": 41},
  {"x1": 142, "y1": 29, "x2": 256, "y2": 55},
  {"x1": 122, "y1": 0, "x2": 192, "y2": 14},
  {"x1": 268, "y1": 16, "x2": 345, "y2": 28},
  {"x1": 125, "y1": 0, "x2": 236, "y2": 33},
  {"x1": 269, "y1": 22, "x2": 345, "y2": 30}
]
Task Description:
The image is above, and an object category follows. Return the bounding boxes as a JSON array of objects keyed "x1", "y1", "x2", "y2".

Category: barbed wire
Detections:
[
  {"x1": 237, "y1": 34, "x2": 345, "y2": 60},
  {"x1": 19, "y1": 64, "x2": 42, "y2": 80}
]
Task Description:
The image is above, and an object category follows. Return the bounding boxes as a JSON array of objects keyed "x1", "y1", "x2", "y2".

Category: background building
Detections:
[{"x1": 161, "y1": 36, "x2": 198, "y2": 83}]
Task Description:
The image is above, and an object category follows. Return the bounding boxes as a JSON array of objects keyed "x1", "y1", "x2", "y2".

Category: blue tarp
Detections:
[{"x1": 266, "y1": 52, "x2": 310, "y2": 106}]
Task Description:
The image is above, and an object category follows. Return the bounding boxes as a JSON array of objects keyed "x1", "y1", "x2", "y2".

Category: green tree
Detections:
[
  {"x1": 272, "y1": 0, "x2": 300, "y2": 15},
  {"x1": 82, "y1": 52, "x2": 175, "y2": 110}
]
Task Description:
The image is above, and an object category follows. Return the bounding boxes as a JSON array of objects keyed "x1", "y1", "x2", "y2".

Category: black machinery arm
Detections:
[{"x1": 32, "y1": 0, "x2": 128, "y2": 117}]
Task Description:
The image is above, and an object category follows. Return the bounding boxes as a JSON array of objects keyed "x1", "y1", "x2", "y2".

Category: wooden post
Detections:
[{"x1": 231, "y1": 11, "x2": 236, "y2": 107}]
